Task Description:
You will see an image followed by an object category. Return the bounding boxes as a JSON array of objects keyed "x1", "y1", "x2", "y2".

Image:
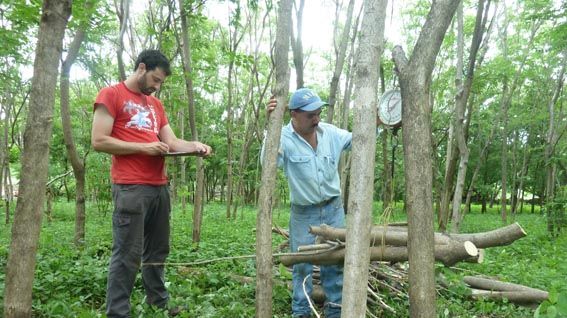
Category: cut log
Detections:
[
  {"x1": 470, "y1": 289, "x2": 548, "y2": 305},
  {"x1": 464, "y1": 276, "x2": 549, "y2": 306},
  {"x1": 279, "y1": 241, "x2": 477, "y2": 267},
  {"x1": 464, "y1": 276, "x2": 547, "y2": 294},
  {"x1": 309, "y1": 222, "x2": 526, "y2": 249},
  {"x1": 448, "y1": 223, "x2": 527, "y2": 248}
]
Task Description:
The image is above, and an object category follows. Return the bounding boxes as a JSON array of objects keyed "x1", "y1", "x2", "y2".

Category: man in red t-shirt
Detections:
[{"x1": 92, "y1": 50, "x2": 211, "y2": 318}]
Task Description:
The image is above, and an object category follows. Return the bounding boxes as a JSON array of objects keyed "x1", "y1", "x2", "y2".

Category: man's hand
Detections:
[
  {"x1": 192, "y1": 141, "x2": 212, "y2": 157},
  {"x1": 266, "y1": 96, "x2": 277, "y2": 117}
]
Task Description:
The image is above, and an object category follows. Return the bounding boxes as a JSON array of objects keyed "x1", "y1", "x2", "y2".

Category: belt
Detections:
[
  {"x1": 313, "y1": 196, "x2": 337, "y2": 207},
  {"x1": 291, "y1": 196, "x2": 338, "y2": 208}
]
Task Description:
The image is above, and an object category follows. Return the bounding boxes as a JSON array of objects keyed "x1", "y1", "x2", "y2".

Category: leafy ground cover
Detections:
[{"x1": 0, "y1": 200, "x2": 565, "y2": 317}]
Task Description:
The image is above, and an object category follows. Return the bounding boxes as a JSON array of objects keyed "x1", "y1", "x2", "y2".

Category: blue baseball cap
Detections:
[{"x1": 288, "y1": 88, "x2": 328, "y2": 111}]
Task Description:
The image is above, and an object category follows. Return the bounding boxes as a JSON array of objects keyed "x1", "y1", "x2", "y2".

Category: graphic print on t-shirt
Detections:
[{"x1": 123, "y1": 100, "x2": 159, "y2": 134}]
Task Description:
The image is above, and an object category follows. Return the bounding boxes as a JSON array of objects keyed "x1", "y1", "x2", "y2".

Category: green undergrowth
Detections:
[{"x1": 0, "y1": 200, "x2": 565, "y2": 317}]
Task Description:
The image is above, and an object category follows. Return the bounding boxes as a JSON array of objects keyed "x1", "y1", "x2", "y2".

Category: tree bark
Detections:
[
  {"x1": 177, "y1": 0, "x2": 205, "y2": 244},
  {"x1": 116, "y1": 0, "x2": 130, "y2": 81},
  {"x1": 392, "y1": 1, "x2": 460, "y2": 316},
  {"x1": 61, "y1": 15, "x2": 91, "y2": 246},
  {"x1": 225, "y1": 6, "x2": 246, "y2": 219},
  {"x1": 450, "y1": 0, "x2": 489, "y2": 233},
  {"x1": 3, "y1": 1, "x2": 71, "y2": 316},
  {"x1": 545, "y1": 50, "x2": 566, "y2": 236},
  {"x1": 290, "y1": 0, "x2": 305, "y2": 89},
  {"x1": 497, "y1": 17, "x2": 541, "y2": 224},
  {"x1": 326, "y1": 0, "x2": 355, "y2": 124},
  {"x1": 342, "y1": 0, "x2": 386, "y2": 316},
  {"x1": 256, "y1": 1, "x2": 292, "y2": 316}
]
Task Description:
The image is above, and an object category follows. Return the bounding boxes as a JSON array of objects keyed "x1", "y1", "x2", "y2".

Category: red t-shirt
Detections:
[{"x1": 94, "y1": 82, "x2": 169, "y2": 185}]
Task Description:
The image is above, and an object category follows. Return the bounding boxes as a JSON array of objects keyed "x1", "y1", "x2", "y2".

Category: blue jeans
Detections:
[
  {"x1": 290, "y1": 196, "x2": 345, "y2": 318},
  {"x1": 106, "y1": 184, "x2": 171, "y2": 318}
]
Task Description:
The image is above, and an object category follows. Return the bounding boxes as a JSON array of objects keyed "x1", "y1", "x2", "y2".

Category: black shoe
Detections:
[{"x1": 168, "y1": 306, "x2": 184, "y2": 317}]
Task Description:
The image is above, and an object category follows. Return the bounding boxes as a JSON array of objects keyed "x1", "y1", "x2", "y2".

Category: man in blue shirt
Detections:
[{"x1": 263, "y1": 87, "x2": 352, "y2": 318}]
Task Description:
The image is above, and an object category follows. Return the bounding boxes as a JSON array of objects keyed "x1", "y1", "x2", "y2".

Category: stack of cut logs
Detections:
[{"x1": 275, "y1": 222, "x2": 548, "y2": 313}]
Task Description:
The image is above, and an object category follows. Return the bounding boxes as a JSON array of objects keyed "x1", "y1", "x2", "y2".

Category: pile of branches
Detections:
[{"x1": 274, "y1": 222, "x2": 548, "y2": 314}]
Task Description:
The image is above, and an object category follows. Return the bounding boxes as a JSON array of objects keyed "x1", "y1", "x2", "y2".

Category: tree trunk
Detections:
[
  {"x1": 326, "y1": 0, "x2": 355, "y2": 124},
  {"x1": 463, "y1": 124, "x2": 495, "y2": 216},
  {"x1": 342, "y1": 0, "x2": 386, "y2": 316},
  {"x1": 392, "y1": 1, "x2": 460, "y2": 316},
  {"x1": 179, "y1": 110, "x2": 187, "y2": 210},
  {"x1": 61, "y1": 21, "x2": 89, "y2": 247},
  {"x1": 177, "y1": 0, "x2": 206, "y2": 244},
  {"x1": 1, "y1": 91, "x2": 14, "y2": 225},
  {"x1": 225, "y1": 13, "x2": 243, "y2": 219},
  {"x1": 498, "y1": 17, "x2": 541, "y2": 224},
  {"x1": 3, "y1": 1, "x2": 71, "y2": 316},
  {"x1": 290, "y1": 0, "x2": 305, "y2": 89},
  {"x1": 116, "y1": 0, "x2": 129, "y2": 81},
  {"x1": 338, "y1": 7, "x2": 362, "y2": 211},
  {"x1": 256, "y1": 1, "x2": 292, "y2": 316},
  {"x1": 544, "y1": 50, "x2": 566, "y2": 236},
  {"x1": 450, "y1": 0, "x2": 488, "y2": 233}
]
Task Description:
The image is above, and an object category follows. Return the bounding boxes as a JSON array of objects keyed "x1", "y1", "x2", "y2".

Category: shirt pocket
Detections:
[
  {"x1": 288, "y1": 155, "x2": 313, "y2": 180},
  {"x1": 322, "y1": 155, "x2": 337, "y2": 181}
]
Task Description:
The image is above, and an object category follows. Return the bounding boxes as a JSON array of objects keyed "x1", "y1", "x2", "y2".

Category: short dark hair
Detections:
[{"x1": 134, "y1": 50, "x2": 172, "y2": 76}]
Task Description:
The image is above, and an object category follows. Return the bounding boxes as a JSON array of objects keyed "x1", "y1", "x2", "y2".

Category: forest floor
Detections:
[{"x1": 0, "y1": 200, "x2": 565, "y2": 317}]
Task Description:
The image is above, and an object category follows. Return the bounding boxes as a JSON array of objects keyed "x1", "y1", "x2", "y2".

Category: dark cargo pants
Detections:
[{"x1": 106, "y1": 184, "x2": 171, "y2": 318}]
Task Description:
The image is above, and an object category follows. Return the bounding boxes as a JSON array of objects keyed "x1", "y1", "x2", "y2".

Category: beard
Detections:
[{"x1": 139, "y1": 73, "x2": 156, "y2": 96}]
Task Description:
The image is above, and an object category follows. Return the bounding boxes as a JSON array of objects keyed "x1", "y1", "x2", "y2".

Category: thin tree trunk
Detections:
[
  {"x1": 326, "y1": 0, "x2": 355, "y2": 124},
  {"x1": 225, "y1": 8, "x2": 247, "y2": 219},
  {"x1": 342, "y1": 0, "x2": 386, "y2": 316},
  {"x1": 177, "y1": 0, "x2": 205, "y2": 243},
  {"x1": 451, "y1": 0, "x2": 488, "y2": 233},
  {"x1": 463, "y1": 125, "x2": 495, "y2": 216},
  {"x1": 1, "y1": 92, "x2": 13, "y2": 225},
  {"x1": 179, "y1": 110, "x2": 187, "y2": 210},
  {"x1": 256, "y1": 1, "x2": 292, "y2": 316},
  {"x1": 449, "y1": 2, "x2": 467, "y2": 233},
  {"x1": 338, "y1": 5, "x2": 362, "y2": 210},
  {"x1": 61, "y1": 12, "x2": 91, "y2": 246},
  {"x1": 116, "y1": 0, "x2": 129, "y2": 81},
  {"x1": 513, "y1": 140, "x2": 530, "y2": 218},
  {"x1": 3, "y1": 1, "x2": 71, "y2": 316},
  {"x1": 392, "y1": 1, "x2": 460, "y2": 316},
  {"x1": 498, "y1": 17, "x2": 541, "y2": 223},
  {"x1": 379, "y1": 66, "x2": 394, "y2": 209},
  {"x1": 290, "y1": 0, "x2": 305, "y2": 89},
  {"x1": 544, "y1": 50, "x2": 566, "y2": 236}
]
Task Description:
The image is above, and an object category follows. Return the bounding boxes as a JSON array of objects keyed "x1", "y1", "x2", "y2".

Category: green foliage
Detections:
[{"x1": 536, "y1": 290, "x2": 567, "y2": 318}]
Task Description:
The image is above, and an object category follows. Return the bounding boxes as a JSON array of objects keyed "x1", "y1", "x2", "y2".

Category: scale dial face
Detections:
[{"x1": 378, "y1": 90, "x2": 402, "y2": 126}]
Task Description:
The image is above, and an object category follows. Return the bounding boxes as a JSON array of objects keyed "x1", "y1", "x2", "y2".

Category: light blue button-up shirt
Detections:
[{"x1": 263, "y1": 121, "x2": 352, "y2": 205}]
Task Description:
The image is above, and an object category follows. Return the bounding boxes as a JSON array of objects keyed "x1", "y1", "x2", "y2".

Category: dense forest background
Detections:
[
  {"x1": 0, "y1": 0, "x2": 566, "y2": 317},
  {"x1": 0, "y1": 0, "x2": 564, "y2": 233}
]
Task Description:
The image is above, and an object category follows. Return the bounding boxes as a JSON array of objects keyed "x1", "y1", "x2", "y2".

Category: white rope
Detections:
[{"x1": 302, "y1": 274, "x2": 321, "y2": 318}]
